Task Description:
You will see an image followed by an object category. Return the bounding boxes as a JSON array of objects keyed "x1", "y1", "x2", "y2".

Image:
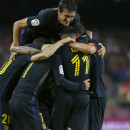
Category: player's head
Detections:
[
  {"x1": 60, "y1": 26, "x2": 77, "y2": 41},
  {"x1": 33, "y1": 37, "x2": 50, "y2": 44},
  {"x1": 58, "y1": 0, "x2": 77, "y2": 26},
  {"x1": 73, "y1": 22, "x2": 86, "y2": 37}
]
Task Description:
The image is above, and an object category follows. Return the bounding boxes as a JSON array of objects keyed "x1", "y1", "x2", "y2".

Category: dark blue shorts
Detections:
[
  {"x1": 10, "y1": 95, "x2": 47, "y2": 130},
  {"x1": 88, "y1": 97, "x2": 107, "y2": 130}
]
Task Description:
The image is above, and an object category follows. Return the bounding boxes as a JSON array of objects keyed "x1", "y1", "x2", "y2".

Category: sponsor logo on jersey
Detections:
[
  {"x1": 31, "y1": 19, "x2": 40, "y2": 26},
  {"x1": 59, "y1": 65, "x2": 64, "y2": 75}
]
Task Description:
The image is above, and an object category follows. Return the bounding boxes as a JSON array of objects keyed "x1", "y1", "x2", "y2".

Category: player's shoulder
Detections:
[
  {"x1": 77, "y1": 34, "x2": 89, "y2": 44},
  {"x1": 89, "y1": 39, "x2": 101, "y2": 51},
  {"x1": 38, "y1": 7, "x2": 57, "y2": 16}
]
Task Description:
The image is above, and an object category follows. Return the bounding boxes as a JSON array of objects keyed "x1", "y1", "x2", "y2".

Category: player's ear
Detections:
[
  {"x1": 76, "y1": 33, "x2": 79, "y2": 39},
  {"x1": 57, "y1": 8, "x2": 60, "y2": 14}
]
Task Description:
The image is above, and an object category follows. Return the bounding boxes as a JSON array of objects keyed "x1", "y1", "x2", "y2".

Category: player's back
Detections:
[
  {"x1": 13, "y1": 58, "x2": 51, "y2": 98},
  {"x1": 60, "y1": 35, "x2": 91, "y2": 82}
]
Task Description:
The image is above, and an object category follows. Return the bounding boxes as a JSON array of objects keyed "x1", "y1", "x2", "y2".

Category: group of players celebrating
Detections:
[{"x1": 0, "y1": 0, "x2": 107, "y2": 130}]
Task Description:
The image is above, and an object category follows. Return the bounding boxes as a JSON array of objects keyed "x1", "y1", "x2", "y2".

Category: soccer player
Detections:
[
  {"x1": 88, "y1": 42, "x2": 107, "y2": 130},
  {"x1": 51, "y1": 25, "x2": 98, "y2": 130},
  {"x1": 68, "y1": 23, "x2": 107, "y2": 130},
  {"x1": 0, "y1": 40, "x2": 45, "y2": 130},
  {"x1": 12, "y1": 0, "x2": 79, "y2": 47}
]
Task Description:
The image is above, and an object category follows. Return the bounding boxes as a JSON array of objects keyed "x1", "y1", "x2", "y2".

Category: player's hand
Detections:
[
  {"x1": 86, "y1": 30, "x2": 93, "y2": 39},
  {"x1": 67, "y1": 127, "x2": 71, "y2": 130},
  {"x1": 10, "y1": 52, "x2": 17, "y2": 60},
  {"x1": 83, "y1": 79, "x2": 90, "y2": 90},
  {"x1": 61, "y1": 37, "x2": 75, "y2": 45},
  {"x1": 98, "y1": 43, "x2": 106, "y2": 57}
]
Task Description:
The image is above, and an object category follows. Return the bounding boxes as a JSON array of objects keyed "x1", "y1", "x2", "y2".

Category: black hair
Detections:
[
  {"x1": 73, "y1": 22, "x2": 86, "y2": 36},
  {"x1": 33, "y1": 37, "x2": 50, "y2": 44},
  {"x1": 58, "y1": 0, "x2": 77, "y2": 12},
  {"x1": 60, "y1": 26, "x2": 76, "y2": 37}
]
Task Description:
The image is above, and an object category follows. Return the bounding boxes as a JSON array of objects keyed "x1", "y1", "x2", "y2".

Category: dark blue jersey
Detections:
[
  {"x1": 13, "y1": 59, "x2": 51, "y2": 98},
  {"x1": 60, "y1": 35, "x2": 94, "y2": 82},
  {"x1": 52, "y1": 35, "x2": 94, "y2": 93},
  {"x1": 20, "y1": 8, "x2": 80, "y2": 45},
  {"x1": 89, "y1": 40, "x2": 107, "y2": 97},
  {"x1": 0, "y1": 43, "x2": 43, "y2": 101},
  {"x1": 52, "y1": 54, "x2": 86, "y2": 92},
  {"x1": 76, "y1": 34, "x2": 90, "y2": 44}
]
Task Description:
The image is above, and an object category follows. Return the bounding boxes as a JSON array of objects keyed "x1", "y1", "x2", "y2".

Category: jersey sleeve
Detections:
[
  {"x1": 52, "y1": 54, "x2": 86, "y2": 92},
  {"x1": 89, "y1": 39, "x2": 101, "y2": 52},
  {"x1": 88, "y1": 39, "x2": 99, "y2": 53},
  {"x1": 77, "y1": 35, "x2": 89, "y2": 44},
  {"x1": 27, "y1": 8, "x2": 55, "y2": 28}
]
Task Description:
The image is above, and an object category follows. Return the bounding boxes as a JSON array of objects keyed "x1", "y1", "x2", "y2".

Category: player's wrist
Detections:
[
  {"x1": 80, "y1": 82, "x2": 86, "y2": 90},
  {"x1": 13, "y1": 41, "x2": 20, "y2": 46}
]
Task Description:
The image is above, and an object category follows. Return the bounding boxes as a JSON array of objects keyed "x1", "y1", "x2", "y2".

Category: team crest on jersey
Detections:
[
  {"x1": 59, "y1": 65, "x2": 64, "y2": 75},
  {"x1": 31, "y1": 19, "x2": 40, "y2": 26}
]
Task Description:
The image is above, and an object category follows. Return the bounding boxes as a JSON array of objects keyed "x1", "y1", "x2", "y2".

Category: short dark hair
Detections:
[
  {"x1": 60, "y1": 26, "x2": 76, "y2": 37},
  {"x1": 33, "y1": 37, "x2": 50, "y2": 44},
  {"x1": 73, "y1": 22, "x2": 86, "y2": 36},
  {"x1": 58, "y1": 0, "x2": 77, "y2": 12}
]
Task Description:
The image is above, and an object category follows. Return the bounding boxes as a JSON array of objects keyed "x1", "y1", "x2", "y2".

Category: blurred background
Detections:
[{"x1": 0, "y1": 0, "x2": 130, "y2": 129}]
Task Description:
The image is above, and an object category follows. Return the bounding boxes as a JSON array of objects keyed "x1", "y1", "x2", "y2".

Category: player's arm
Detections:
[
  {"x1": 68, "y1": 42, "x2": 97, "y2": 54},
  {"x1": 86, "y1": 30, "x2": 93, "y2": 39},
  {"x1": 31, "y1": 37, "x2": 75, "y2": 62},
  {"x1": 13, "y1": 18, "x2": 28, "y2": 46},
  {"x1": 10, "y1": 45, "x2": 42, "y2": 54},
  {"x1": 10, "y1": 18, "x2": 28, "y2": 60},
  {"x1": 52, "y1": 54, "x2": 90, "y2": 92}
]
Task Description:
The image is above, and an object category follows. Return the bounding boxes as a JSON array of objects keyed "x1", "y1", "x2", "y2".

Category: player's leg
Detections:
[
  {"x1": 51, "y1": 88, "x2": 72, "y2": 130},
  {"x1": 38, "y1": 81, "x2": 54, "y2": 128},
  {"x1": 9, "y1": 95, "x2": 23, "y2": 130},
  {"x1": 10, "y1": 95, "x2": 47, "y2": 130},
  {"x1": 68, "y1": 91, "x2": 90, "y2": 130},
  {"x1": 39, "y1": 101, "x2": 52, "y2": 130},
  {"x1": 0, "y1": 100, "x2": 12, "y2": 130},
  {"x1": 39, "y1": 92, "x2": 54, "y2": 129},
  {"x1": 88, "y1": 97, "x2": 107, "y2": 130}
]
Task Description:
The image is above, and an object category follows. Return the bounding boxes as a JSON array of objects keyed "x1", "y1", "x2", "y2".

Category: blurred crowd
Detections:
[{"x1": 94, "y1": 26, "x2": 130, "y2": 121}]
